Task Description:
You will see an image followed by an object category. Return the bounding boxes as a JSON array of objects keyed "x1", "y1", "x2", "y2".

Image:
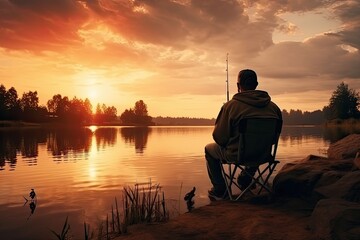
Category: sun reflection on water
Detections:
[
  {"x1": 88, "y1": 134, "x2": 98, "y2": 180},
  {"x1": 89, "y1": 125, "x2": 98, "y2": 133}
]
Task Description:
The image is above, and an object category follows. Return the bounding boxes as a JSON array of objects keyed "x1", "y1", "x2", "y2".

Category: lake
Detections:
[{"x1": 0, "y1": 125, "x2": 356, "y2": 239}]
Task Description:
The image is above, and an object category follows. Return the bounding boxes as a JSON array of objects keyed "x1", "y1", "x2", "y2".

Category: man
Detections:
[{"x1": 205, "y1": 69, "x2": 282, "y2": 200}]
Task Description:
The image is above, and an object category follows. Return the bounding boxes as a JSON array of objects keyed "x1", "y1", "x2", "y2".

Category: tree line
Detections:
[
  {"x1": 0, "y1": 82, "x2": 358, "y2": 126},
  {"x1": 279, "y1": 82, "x2": 359, "y2": 125},
  {"x1": 152, "y1": 82, "x2": 359, "y2": 125},
  {"x1": 0, "y1": 84, "x2": 152, "y2": 125}
]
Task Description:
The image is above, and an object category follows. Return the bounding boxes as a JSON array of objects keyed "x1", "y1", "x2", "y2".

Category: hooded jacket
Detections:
[{"x1": 212, "y1": 90, "x2": 282, "y2": 161}]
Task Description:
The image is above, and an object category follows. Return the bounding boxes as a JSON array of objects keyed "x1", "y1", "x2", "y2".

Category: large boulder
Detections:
[
  {"x1": 310, "y1": 199, "x2": 360, "y2": 240},
  {"x1": 273, "y1": 156, "x2": 353, "y2": 201},
  {"x1": 315, "y1": 171, "x2": 360, "y2": 203},
  {"x1": 354, "y1": 152, "x2": 360, "y2": 170},
  {"x1": 273, "y1": 133, "x2": 360, "y2": 240},
  {"x1": 327, "y1": 134, "x2": 360, "y2": 160}
]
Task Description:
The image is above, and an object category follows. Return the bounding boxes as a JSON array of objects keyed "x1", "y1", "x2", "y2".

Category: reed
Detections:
[
  {"x1": 122, "y1": 181, "x2": 169, "y2": 225},
  {"x1": 52, "y1": 181, "x2": 169, "y2": 239},
  {"x1": 106, "y1": 214, "x2": 109, "y2": 240},
  {"x1": 114, "y1": 197, "x2": 122, "y2": 234},
  {"x1": 83, "y1": 222, "x2": 92, "y2": 240},
  {"x1": 50, "y1": 216, "x2": 71, "y2": 240}
]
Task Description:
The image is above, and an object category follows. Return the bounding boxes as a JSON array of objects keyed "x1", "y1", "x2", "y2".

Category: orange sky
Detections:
[{"x1": 0, "y1": 0, "x2": 359, "y2": 118}]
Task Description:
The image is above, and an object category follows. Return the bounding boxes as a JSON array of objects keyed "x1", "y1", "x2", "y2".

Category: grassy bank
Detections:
[{"x1": 324, "y1": 119, "x2": 360, "y2": 132}]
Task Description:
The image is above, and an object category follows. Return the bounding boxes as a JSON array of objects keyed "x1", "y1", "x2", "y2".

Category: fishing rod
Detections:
[{"x1": 226, "y1": 53, "x2": 229, "y2": 102}]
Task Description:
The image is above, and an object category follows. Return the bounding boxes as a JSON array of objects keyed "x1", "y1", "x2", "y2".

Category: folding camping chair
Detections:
[{"x1": 220, "y1": 118, "x2": 282, "y2": 201}]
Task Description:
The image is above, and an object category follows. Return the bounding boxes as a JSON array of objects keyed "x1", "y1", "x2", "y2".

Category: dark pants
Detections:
[
  {"x1": 205, "y1": 143, "x2": 227, "y2": 193},
  {"x1": 205, "y1": 142, "x2": 257, "y2": 194}
]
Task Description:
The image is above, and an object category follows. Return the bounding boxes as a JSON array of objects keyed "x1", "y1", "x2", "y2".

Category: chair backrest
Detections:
[{"x1": 237, "y1": 118, "x2": 282, "y2": 167}]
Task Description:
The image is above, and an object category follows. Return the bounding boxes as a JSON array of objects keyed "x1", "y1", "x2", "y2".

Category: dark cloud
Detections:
[
  {"x1": 249, "y1": 0, "x2": 336, "y2": 13},
  {"x1": 0, "y1": 0, "x2": 359, "y2": 98},
  {"x1": 0, "y1": 0, "x2": 89, "y2": 51},
  {"x1": 101, "y1": 0, "x2": 248, "y2": 48},
  {"x1": 331, "y1": 0, "x2": 360, "y2": 49},
  {"x1": 0, "y1": 0, "x2": 250, "y2": 51},
  {"x1": 251, "y1": 34, "x2": 360, "y2": 79},
  {"x1": 9, "y1": 0, "x2": 83, "y2": 16},
  {"x1": 190, "y1": 0, "x2": 244, "y2": 24}
]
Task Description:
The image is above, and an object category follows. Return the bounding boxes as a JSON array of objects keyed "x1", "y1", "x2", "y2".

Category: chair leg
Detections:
[
  {"x1": 220, "y1": 162, "x2": 240, "y2": 200},
  {"x1": 235, "y1": 178, "x2": 257, "y2": 200},
  {"x1": 220, "y1": 162, "x2": 232, "y2": 200},
  {"x1": 221, "y1": 161, "x2": 279, "y2": 201},
  {"x1": 256, "y1": 162, "x2": 278, "y2": 195}
]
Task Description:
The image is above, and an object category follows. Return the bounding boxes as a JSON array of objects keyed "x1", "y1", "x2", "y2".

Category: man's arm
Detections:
[{"x1": 212, "y1": 106, "x2": 230, "y2": 147}]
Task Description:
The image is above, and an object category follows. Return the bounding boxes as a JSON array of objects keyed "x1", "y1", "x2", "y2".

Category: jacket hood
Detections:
[{"x1": 232, "y1": 90, "x2": 271, "y2": 107}]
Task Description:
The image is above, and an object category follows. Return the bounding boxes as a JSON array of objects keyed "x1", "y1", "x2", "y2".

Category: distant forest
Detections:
[
  {"x1": 153, "y1": 82, "x2": 359, "y2": 126},
  {"x1": 152, "y1": 109, "x2": 324, "y2": 126},
  {"x1": 1, "y1": 82, "x2": 359, "y2": 126},
  {"x1": 281, "y1": 109, "x2": 324, "y2": 125},
  {"x1": 152, "y1": 116, "x2": 216, "y2": 126}
]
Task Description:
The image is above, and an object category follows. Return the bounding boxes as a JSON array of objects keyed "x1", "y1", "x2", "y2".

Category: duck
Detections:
[{"x1": 29, "y1": 189, "x2": 36, "y2": 200}]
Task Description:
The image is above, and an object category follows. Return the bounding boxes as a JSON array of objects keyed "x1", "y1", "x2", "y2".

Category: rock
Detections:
[
  {"x1": 315, "y1": 171, "x2": 360, "y2": 203},
  {"x1": 310, "y1": 199, "x2": 360, "y2": 240},
  {"x1": 354, "y1": 152, "x2": 360, "y2": 170},
  {"x1": 327, "y1": 134, "x2": 360, "y2": 160},
  {"x1": 300, "y1": 154, "x2": 329, "y2": 162},
  {"x1": 273, "y1": 161, "x2": 323, "y2": 199},
  {"x1": 314, "y1": 170, "x2": 345, "y2": 188},
  {"x1": 273, "y1": 135, "x2": 360, "y2": 240},
  {"x1": 273, "y1": 156, "x2": 354, "y2": 200}
]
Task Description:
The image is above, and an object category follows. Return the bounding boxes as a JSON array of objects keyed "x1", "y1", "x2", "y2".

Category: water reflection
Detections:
[
  {"x1": 46, "y1": 128, "x2": 92, "y2": 161},
  {"x1": 0, "y1": 129, "x2": 47, "y2": 170},
  {"x1": 1, "y1": 126, "x2": 358, "y2": 171},
  {"x1": 120, "y1": 127, "x2": 151, "y2": 154},
  {"x1": 0, "y1": 127, "x2": 119, "y2": 170},
  {"x1": 281, "y1": 125, "x2": 360, "y2": 144},
  {"x1": 1, "y1": 125, "x2": 359, "y2": 240},
  {"x1": 323, "y1": 125, "x2": 360, "y2": 143},
  {"x1": 94, "y1": 127, "x2": 117, "y2": 150}
]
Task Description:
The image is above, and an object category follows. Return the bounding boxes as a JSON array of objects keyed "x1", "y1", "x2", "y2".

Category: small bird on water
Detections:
[
  {"x1": 184, "y1": 187, "x2": 196, "y2": 212},
  {"x1": 184, "y1": 187, "x2": 196, "y2": 201},
  {"x1": 29, "y1": 189, "x2": 36, "y2": 200}
]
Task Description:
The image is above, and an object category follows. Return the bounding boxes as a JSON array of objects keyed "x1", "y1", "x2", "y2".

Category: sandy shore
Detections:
[{"x1": 114, "y1": 195, "x2": 316, "y2": 240}]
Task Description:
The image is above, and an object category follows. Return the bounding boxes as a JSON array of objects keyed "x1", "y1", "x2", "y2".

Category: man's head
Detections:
[{"x1": 237, "y1": 69, "x2": 258, "y2": 92}]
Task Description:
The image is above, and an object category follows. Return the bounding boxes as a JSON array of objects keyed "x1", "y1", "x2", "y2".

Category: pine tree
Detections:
[{"x1": 324, "y1": 82, "x2": 359, "y2": 120}]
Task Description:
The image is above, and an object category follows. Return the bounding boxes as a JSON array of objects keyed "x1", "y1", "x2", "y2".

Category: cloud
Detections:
[
  {"x1": 0, "y1": 0, "x2": 359, "y2": 116},
  {"x1": 248, "y1": 0, "x2": 336, "y2": 13},
  {"x1": 253, "y1": 33, "x2": 360, "y2": 77},
  {"x1": 0, "y1": 0, "x2": 89, "y2": 51},
  {"x1": 98, "y1": 0, "x2": 249, "y2": 50},
  {"x1": 331, "y1": 0, "x2": 360, "y2": 49}
]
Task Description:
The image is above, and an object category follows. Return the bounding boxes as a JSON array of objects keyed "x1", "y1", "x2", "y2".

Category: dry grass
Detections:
[{"x1": 51, "y1": 181, "x2": 169, "y2": 240}]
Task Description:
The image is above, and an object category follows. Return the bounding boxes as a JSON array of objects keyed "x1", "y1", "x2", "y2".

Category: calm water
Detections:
[{"x1": 0, "y1": 125, "x2": 354, "y2": 239}]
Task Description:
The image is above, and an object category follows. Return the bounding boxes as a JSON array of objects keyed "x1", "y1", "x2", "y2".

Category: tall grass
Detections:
[
  {"x1": 122, "y1": 181, "x2": 169, "y2": 226},
  {"x1": 51, "y1": 181, "x2": 169, "y2": 240}
]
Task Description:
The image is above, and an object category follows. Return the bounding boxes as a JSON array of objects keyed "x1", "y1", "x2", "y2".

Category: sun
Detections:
[
  {"x1": 85, "y1": 87, "x2": 101, "y2": 113},
  {"x1": 88, "y1": 88, "x2": 98, "y2": 101}
]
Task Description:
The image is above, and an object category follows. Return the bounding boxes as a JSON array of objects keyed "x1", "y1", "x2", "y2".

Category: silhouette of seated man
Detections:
[{"x1": 205, "y1": 69, "x2": 282, "y2": 200}]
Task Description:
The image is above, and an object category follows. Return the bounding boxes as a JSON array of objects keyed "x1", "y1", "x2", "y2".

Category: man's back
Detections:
[
  {"x1": 213, "y1": 89, "x2": 282, "y2": 161},
  {"x1": 204, "y1": 68, "x2": 282, "y2": 200}
]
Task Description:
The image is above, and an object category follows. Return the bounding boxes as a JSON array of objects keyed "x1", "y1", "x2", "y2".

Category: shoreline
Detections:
[
  {"x1": 112, "y1": 134, "x2": 360, "y2": 240},
  {"x1": 114, "y1": 197, "x2": 315, "y2": 240}
]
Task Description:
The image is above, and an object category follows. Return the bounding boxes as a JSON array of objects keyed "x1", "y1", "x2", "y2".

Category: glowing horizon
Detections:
[{"x1": 0, "y1": 0, "x2": 359, "y2": 118}]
